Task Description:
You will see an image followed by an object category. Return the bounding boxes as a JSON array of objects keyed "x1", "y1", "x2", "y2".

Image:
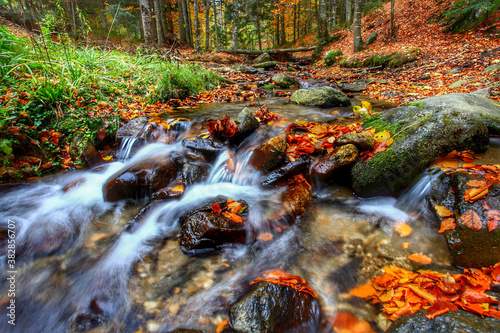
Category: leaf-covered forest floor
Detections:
[{"x1": 0, "y1": 0, "x2": 499, "y2": 183}]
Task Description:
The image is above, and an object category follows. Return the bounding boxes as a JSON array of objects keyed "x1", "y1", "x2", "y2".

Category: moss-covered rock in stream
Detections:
[
  {"x1": 429, "y1": 171, "x2": 500, "y2": 268},
  {"x1": 387, "y1": 309, "x2": 500, "y2": 333},
  {"x1": 351, "y1": 93, "x2": 500, "y2": 197},
  {"x1": 340, "y1": 51, "x2": 418, "y2": 69},
  {"x1": 229, "y1": 281, "x2": 321, "y2": 332},
  {"x1": 290, "y1": 86, "x2": 351, "y2": 108},
  {"x1": 272, "y1": 73, "x2": 298, "y2": 88},
  {"x1": 252, "y1": 61, "x2": 278, "y2": 70}
]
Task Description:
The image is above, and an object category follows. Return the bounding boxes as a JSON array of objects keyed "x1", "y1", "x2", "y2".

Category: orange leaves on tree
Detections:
[
  {"x1": 252, "y1": 269, "x2": 317, "y2": 298},
  {"x1": 350, "y1": 263, "x2": 500, "y2": 321},
  {"x1": 408, "y1": 253, "x2": 432, "y2": 264},
  {"x1": 460, "y1": 209, "x2": 483, "y2": 231},
  {"x1": 208, "y1": 115, "x2": 238, "y2": 141},
  {"x1": 438, "y1": 218, "x2": 457, "y2": 233}
]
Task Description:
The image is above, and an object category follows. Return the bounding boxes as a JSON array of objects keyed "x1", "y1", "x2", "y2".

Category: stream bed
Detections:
[{"x1": 0, "y1": 96, "x2": 497, "y2": 332}]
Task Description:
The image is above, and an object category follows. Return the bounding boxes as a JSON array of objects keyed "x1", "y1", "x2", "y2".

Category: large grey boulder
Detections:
[
  {"x1": 252, "y1": 61, "x2": 278, "y2": 70},
  {"x1": 351, "y1": 93, "x2": 500, "y2": 197},
  {"x1": 290, "y1": 87, "x2": 351, "y2": 108}
]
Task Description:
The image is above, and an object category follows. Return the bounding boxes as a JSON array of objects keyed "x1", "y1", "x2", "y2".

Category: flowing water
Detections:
[{"x1": 0, "y1": 96, "x2": 495, "y2": 332}]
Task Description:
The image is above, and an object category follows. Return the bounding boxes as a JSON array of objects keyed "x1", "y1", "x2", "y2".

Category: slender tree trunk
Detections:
[
  {"x1": 194, "y1": 0, "x2": 201, "y2": 51},
  {"x1": 319, "y1": 0, "x2": 328, "y2": 41},
  {"x1": 255, "y1": 0, "x2": 262, "y2": 50},
  {"x1": 390, "y1": 0, "x2": 395, "y2": 38},
  {"x1": 231, "y1": 0, "x2": 238, "y2": 49},
  {"x1": 153, "y1": 0, "x2": 165, "y2": 44},
  {"x1": 205, "y1": 0, "x2": 210, "y2": 50},
  {"x1": 165, "y1": 0, "x2": 174, "y2": 34},
  {"x1": 353, "y1": 0, "x2": 362, "y2": 52},
  {"x1": 183, "y1": 0, "x2": 193, "y2": 46},
  {"x1": 275, "y1": 12, "x2": 279, "y2": 47},
  {"x1": 280, "y1": 7, "x2": 285, "y2": 45},
  {"x1": 297, "y1": 1, "x2": 300, "y2": 38},
  {"x1": 139, "y1": 0, "x2": 154, "y2": 44},
  {"x1": 213, "y1": 0, "x2": 219, "y2": 50},
  {"x1": 293, "y1": 3, "x2": 296, "y2": 42},
  {"x1": 178, "y1": 0, "x2": 187, "y2": 43},
  {"x1": 345, "y1": 0, "x2": 351, "y2": 26},
  {"x1": 331, "y1": 0, "x2": 337, "y2": 33}
]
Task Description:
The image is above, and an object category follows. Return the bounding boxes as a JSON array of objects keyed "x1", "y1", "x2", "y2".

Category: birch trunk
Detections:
[
  {"x1": 353, "y1": 0, "x2": 362, "y2": 52},
  {"x1": 231, "y1": 0, "x2": 238, "y2": 49},
  {"x1": 194, "y1": 0, "x2": 201, "y2": 52},
  {"x1": 139, "y1": 0, "x2": 154, "y2": 44}
]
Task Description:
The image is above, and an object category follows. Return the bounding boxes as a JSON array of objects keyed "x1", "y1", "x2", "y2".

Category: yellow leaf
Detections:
[
  {"x1": 102, "y1": 155, "x2": 113, "y2": 161},
  {"x1": 374, "y1": 130, "x2": 391, "y2": 143},
  {"x1": 353, "y1": 105, "x2": 362, "y2": 112},
  {"x1": 362, "y1": 101, "x2": 372, "y2": 112}
]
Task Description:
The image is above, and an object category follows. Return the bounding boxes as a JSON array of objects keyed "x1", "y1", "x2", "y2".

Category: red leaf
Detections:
[
  {"x1": 211, "y1": 203, "x2": 221, "y2": 213},
  {"x1": 487, "y1": 218, "x2": 498, "y2": 232},
  {"x1": 97, "y1": 128, "x2": 106, "y2": 140},
  {"x1": 482, "y1": 201, "x2": 491, "y2": 211},
  {"x1": 208, "y1": 115, "x2": 238, "y2": 141}
]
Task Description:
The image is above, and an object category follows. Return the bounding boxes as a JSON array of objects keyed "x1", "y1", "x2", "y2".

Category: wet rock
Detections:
[
  {"x1": 167, "y1": 329, "x2": 206, "y2": 333},
  {"x1": 338, "y1": 82, "x2": 367, "y2": 92},
  {"x1": 272, "y1": 73, "x2": 298, "y2": 88},
  {"x1": 62, "y1": 177, "x2": 86, "y2": 192},
  {"x1": 178, "y1": 196, "x2": 229, "y2": 224},
  {"x1": 73, "y1": 298, "x2": 111, "y2": 332},
  {"x1": 182, "y1": 137, "x2": 225, "y2": 160},
  {"x1": 336, "y1": 132, "x2": 375, "y2": 150},
  {"x1": 290, "y1": 87, "x2": 351, "y2": 108},
  {"x1": 365, "y1": 32, "x2": 378, "y2": 46},
  {"x1": 116, "y1": 116, "x2": 148, "y2": 139},
  {"x1": 387, "y1": 309, "x2": 500, "y2": 333},
  {"x1": 483, "y1": 63, "x2": 500, "y2": 74},
  {"x1": 252, "y1": 61, "x2": 278, "y2": 70},
  {"x1": 351, "y1": 93, "x2": 495, "y2": 197},
  {"x1": 262, "y1": 155, "x2": 311, "y2": 187},
  {"x1": 229, "y1": 281, "x2": 321, "y2": 333},
  {"x1": 249, "y1": 133, "x2": 288, "y2": 171},
  {"x1": 312, "y1": 144, "x2": 359, "y2": 180},
  {"x1": 182, "y1": 161, "x2": 210, "y2": 186},
  {"x1": 180, "y1": 211, "x2": 250, "y2": 255},
  {"x1": 235, "y1": 107, "x2": 260, "y2": 140},
  {"x1": 324, "y1": 50, "x2": 343, "y2": 67},
  {"x1": 430, "y1": 171, "x2": 500, "y2": 268},
  {"x1": 102, "y1": 155, "x2": 179, "y2": 202},
  {"x1": 279, "y1": 180, "x2": 313, "y2": 219},
  {"x1": 253, "y1": 52, "x2": 271, "y2": 64}
]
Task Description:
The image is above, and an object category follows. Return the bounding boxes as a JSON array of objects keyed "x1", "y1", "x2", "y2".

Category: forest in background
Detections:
[{"x1": 2, "y1": 0, "x2": 498, "y2": 52}]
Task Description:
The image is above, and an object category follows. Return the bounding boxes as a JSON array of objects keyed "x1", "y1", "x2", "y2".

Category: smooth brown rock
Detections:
[
  {"x1": 249, "y1": 133, "x2": 287, "y2": 171},
  {"x1": 336, "y1": 132, "x2": 375, "y2": 151},
  {"x1": 279, "y1": 181, "x2": 313, "y2": 220},
  {"x1": 312, "y1": 144, "x2": 359, "y2": 180}
]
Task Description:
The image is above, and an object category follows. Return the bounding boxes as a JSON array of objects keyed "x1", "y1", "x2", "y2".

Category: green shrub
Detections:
[{"x1": 439, "y1": 0, "x2": 500, "y2": 33}]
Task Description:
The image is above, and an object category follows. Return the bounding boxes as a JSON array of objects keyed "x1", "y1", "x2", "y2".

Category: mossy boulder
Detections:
[
  {"x1": 272, "y1": 73, "x2": 298, "y2": 88},
  {"x1": 430, "y1": 171, "x2": 500, "y2": 268},
  {"x1": 290, "y1": 87, "x2": 351, "y2": 108},
  {"x1": 324, "y1": 49, "x2": 343, "y2": 67},
  {"x1": 351, "y1": 93, "x2": 500, "y2": 197}
]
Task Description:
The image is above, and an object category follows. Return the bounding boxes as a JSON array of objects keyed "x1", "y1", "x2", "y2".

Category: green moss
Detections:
[
  {"x1": 363, "y1": 114, "x2": 402, "y2": 135},
  {"x1": 403, "y1": 101, "x2": 425, "y2": 108}
]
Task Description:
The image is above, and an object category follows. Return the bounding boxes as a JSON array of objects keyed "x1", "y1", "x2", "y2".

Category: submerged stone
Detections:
[
  {"x1": 279, "y1": 180, "x2": 313, "y2": 220},
  {"x1": 261, "y1": 155, "x2": 311, "y2": 187},
  {"x1": 229, "y1": 281, "x2": 321, "y2": 333},
  {"x1": 290, "y1": 86, "x2": 351, "y2": 108},
  {"x1": 182, "y1": 136, "x2": 225, "y2": 160}
]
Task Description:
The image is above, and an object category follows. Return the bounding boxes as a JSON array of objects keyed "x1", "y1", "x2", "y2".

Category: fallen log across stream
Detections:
[{"x1": 219, "y1": 47, "x2": 318, "y2": 61}]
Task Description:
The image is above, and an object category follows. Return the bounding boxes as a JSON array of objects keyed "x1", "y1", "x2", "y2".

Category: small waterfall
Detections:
[
  {"x1": 396, "y1": 168, "x2": 444, "y2": 214},
  {"x1": 117, "y1": 136, "x2": 140, "y2": 161}
]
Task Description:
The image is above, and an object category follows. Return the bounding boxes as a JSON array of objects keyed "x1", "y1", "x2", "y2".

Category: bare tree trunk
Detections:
[
  {"x1": 275, "y1": 12, "x2": 279, "y2": 47},
  {"x1": 319, "y1": 0, "x2": 328, "y2": 41},
  {"x1": 194, "y1": 0, "x2": 201, "y2": 52},
  {"x1": 280, "y1": 7, "x2": 285, "y2": 45},
  {"x1": 153, "y1": 0, "x2": 165, "y2": 44},
  {"x1": 390, "y1": 0, "x2": 395, "y2": 38},
  {"x1": 213, "y1": 0, "x2": 219, "y2": 50},
  {"x1": 353, "y1": 0, "x2": 362, "y2": 52},
  {"x1": 345, "y1": 0, "x2": 351, "y2": 26},
  {"x1": 231, "y1": 0, "x2": 238, "y2": 49},
  {"x1": 165, "y1": 0, "x2": 174, "y2": 34},
  {"x1": 293, "y1": 3, "x2": 296, "y2": 42},
  {"x1": 139, "y1": 0, "x2": 154, "y2": 44},
  {"x1": 178, "y1": 0, "x2": 187, "y2": 43},
  {"x1": 255, "y1": 0, "x2": 262, "y2": 50},
  {"x1": 205, "y1": 0, "x2": 210, "y2": 50}
]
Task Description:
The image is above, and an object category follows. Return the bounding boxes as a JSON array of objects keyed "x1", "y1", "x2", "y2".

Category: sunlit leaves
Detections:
[
  {"x1": 408, "y1": 253, "x2": 432, "y2": 264},
  {"x1": 460, "y1": 209, "x2": 482, "y2": 231}
]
